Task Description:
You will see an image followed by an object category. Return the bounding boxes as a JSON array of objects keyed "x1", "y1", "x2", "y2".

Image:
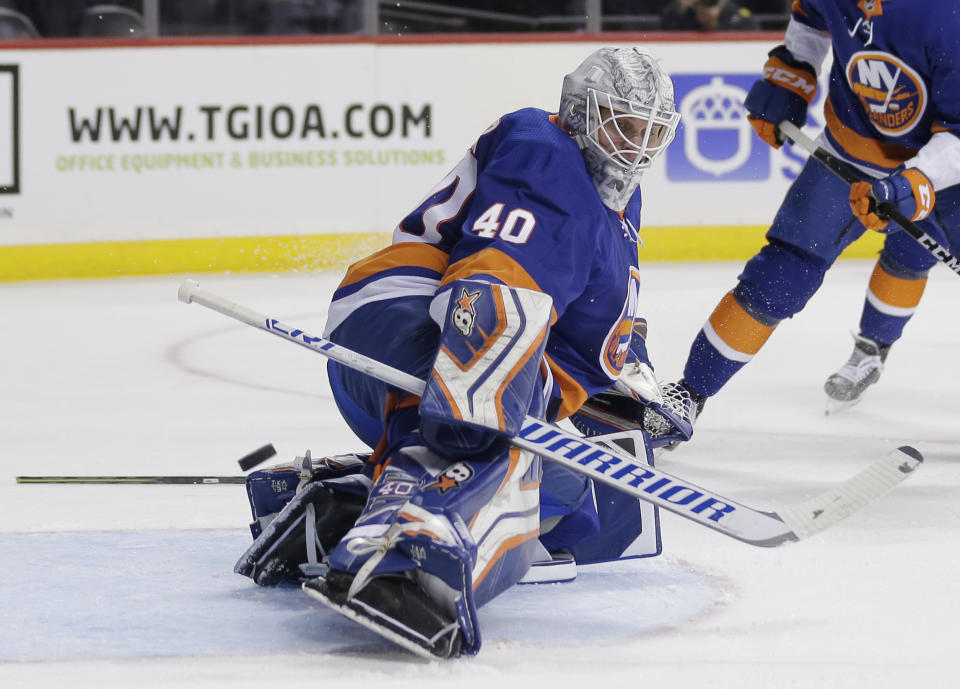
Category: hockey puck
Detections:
[{"x1": 237, "y1": 443, "x2": 277, "y2": 472}]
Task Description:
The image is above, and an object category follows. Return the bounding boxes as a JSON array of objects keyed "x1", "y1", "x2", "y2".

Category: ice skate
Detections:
[{"x1": 824, "y1": 333, "x2": 890, "y2": 415}]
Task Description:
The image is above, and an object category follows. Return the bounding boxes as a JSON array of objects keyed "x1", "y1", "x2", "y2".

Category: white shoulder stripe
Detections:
[{"x1": 323, "y1": 274, "x2": 440, "y2": 336}]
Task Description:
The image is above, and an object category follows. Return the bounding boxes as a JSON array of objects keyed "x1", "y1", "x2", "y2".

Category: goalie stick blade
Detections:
[{"x1": 774, "y1": 445, "x2": 923, "y2": 541}]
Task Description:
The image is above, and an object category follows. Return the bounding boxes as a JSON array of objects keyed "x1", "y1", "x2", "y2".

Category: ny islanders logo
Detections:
[
  {"x1": 846, "y1": 51, "x2": 926, "y2": 136},
  {"x1": 600, "y1": 266, "x2": 641, "y2": 378}
]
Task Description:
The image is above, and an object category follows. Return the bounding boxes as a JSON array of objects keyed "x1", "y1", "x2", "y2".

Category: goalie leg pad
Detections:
[
  {"x1": 538, "y1": 461, "x2": 600, "y2": 553},
  {"x1": 304, "y1": 568, "x2": 465, "y2": 660},
  {"x1": 243, "y1": 452, "x2": 368, "y2": 539},
  {"x1": 420, "y1": 279, "x2": 553, "y2": 457},
  {"x1": 323, "y1": 494, "x2": 482, "y2": 657},
  {"x1": 323, "y1": 435, "x2": 542, "y2": 657},
  {"x1": 236, "y1": 456, "x2": 372, "y2": 587}
]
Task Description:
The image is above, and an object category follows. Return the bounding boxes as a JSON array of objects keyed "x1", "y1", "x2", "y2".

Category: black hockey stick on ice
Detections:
[
  {"x1": 778, "y1": 120, "x2": 960, "y2": 278},
  {"x1": 16, "y1": 475, "x2": 245, "y2": 484},
  {"x1": 178, "y1": 279, "x2": 922, "y2": 548},
  {"x1": 15, "y1": 445, "x2": 276, "y2": 485}
]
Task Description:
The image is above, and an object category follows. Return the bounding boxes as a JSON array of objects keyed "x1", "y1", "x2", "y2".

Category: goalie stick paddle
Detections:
[
  {"x1": 178, "y1": 279, "x2": 922, "y2": 547},
  {"x1": 778, "y1": 120, "x2": 960, "y2": 278}
]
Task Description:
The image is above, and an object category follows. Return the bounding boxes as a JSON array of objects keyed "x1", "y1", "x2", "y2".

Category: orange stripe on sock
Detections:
[
  {"x1": 868, "y1": 263, "x2": 927, "y2": 308},
  {"x1": 708, "y1": 291, "x2": 775, "y2": 356}
]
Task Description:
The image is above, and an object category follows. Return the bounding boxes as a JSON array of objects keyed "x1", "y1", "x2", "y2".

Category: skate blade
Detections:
[
  {"x1": 302, "y1": 578, "x2": 447, "y2": 661},
  {"x1": 825, "y1": 395, "x2": 862, "y2": 416}
]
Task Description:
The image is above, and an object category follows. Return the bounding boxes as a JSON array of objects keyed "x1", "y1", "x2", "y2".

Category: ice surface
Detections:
[{"x1": 2, "y1": 262, "x2": 958, "y2": 688}]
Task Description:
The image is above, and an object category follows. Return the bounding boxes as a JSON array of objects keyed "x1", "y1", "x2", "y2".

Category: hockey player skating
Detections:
[
  {"x1": 231, "y1": 47, "x2": 695, "y2": 658},
  {"x1": 678, "y1": 0, "x2": 960, "y2": 415}
]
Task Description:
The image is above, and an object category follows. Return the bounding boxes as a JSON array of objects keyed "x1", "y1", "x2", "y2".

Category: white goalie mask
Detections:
[{"x1": 559, "y1": 47, "x2": 680, "y2": 211}]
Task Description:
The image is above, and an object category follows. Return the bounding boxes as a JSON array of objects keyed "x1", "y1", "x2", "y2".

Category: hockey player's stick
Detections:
[
  {"x1": 16, "y1": 475, "x2": 245, "y2": 484},
  {"x1": 178, "y1": 279, "x2": 922, "y2": 548},
  {"x1": 778, "y1": 120, "x2": 960, "y2": 277},
  {"x1": 15, "y1": 445, "x2": 274, "y2": 485}
]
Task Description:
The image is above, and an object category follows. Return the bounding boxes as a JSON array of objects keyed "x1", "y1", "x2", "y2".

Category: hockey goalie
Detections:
[{"x1": 232, "y1": 45, "x2": 697, "y2": 659}]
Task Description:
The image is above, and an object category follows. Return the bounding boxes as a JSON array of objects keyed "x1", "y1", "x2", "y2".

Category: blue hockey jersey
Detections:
[
  {"x1": 324, "y1": 108, "x2": 646, "y2": 420},
  {"x1": 790, "y1": 0, "x2": 960, "y2": 180}
]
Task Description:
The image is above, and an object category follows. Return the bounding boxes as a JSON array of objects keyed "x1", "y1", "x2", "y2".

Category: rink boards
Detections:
[{"x1": 0, "y1": 35, "x2": 883, "y2": 280}]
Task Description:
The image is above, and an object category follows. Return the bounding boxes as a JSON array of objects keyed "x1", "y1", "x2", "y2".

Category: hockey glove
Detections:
[
  {"x1": 849, "y1": 168, "x2": 935, "y2": 232},
  {"x1": 615, "y1": 363, "x2": 698, "y2": 446},
  {"x1": 569, "y1": 363, "x2": 698, "y2": 449},
  {"x1": 744, "y1": 45, "x2": 818, "y2": 149}
]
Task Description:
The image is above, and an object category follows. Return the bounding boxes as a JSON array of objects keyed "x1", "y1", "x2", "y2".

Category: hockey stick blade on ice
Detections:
[
  {"x1": 178, "y1": 279, "x2": 922, "y2": 547},
  {"x1": 778, "y1": 120, "x2": 960, "y2": 278},
  {"x1": 16, "y1": 444, "x2": 276, "y2": 485},
  {"x1": 16, "y1": 475, "x2": 245, "y2": 484}
]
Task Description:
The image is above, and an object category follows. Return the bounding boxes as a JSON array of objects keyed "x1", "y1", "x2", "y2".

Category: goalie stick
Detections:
[
  {"x1": 178, "y1": 279, "x2": 922, "y2": 548},
  {"x1": 778, "y1": 120, "x2": 960, "y2": 278}
]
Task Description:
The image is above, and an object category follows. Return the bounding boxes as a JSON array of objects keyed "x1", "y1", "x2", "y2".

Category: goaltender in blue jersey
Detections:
[
  {"x1": 678, "y1": 0, "x2": 960, "y2": 416},
  {"x1": 231, "y1": 47, "x2": 700, "y2": 659},
  {"x1": 325, "y1": 109, "x2": 646, "y2": 427}
]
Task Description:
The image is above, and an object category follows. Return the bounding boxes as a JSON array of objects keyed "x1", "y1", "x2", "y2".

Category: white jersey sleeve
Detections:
[
  {"x1": 905, "y1": 131, "x2": 960, "y2": 191},
  {"x1": 784, "y1": 17, "x2": 831, "y2": 75}
]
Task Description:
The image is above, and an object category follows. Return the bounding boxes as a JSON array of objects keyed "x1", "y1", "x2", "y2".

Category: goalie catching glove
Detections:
[{"x1": 570, "y1": 362, "x2": 700, "y2": 449}]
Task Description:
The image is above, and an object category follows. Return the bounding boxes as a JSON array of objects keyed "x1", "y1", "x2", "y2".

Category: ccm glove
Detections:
[
  {"x1": 743, "y1": 45, "x2": 818, "y2": 149},
  {"x1": 849, "y1": 168, "x2": 935, "y2": 232}
]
